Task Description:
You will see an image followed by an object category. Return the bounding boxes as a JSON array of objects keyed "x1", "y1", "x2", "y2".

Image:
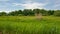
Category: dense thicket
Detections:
[{"x1": 0, "y1": 9, "x2": 60, "y2": 16}]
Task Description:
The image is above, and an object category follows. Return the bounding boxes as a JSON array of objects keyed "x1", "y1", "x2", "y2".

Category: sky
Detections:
[{"x1": 0, "y1": 0, "x2": 60, "y2": 12}]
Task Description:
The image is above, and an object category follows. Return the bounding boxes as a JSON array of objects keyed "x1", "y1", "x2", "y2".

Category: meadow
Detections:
[{"x1": 0, "y1": 16, "x2": 60, "y2": 34}]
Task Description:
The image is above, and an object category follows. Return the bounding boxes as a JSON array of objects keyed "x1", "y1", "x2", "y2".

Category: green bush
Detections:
[{"x1": 54, "y1": 10, "x2": 60, "y2": 16}]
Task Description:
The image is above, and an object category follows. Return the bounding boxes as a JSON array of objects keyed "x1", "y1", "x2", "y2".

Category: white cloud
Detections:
[
  {"x1": 13, "y1": 0, "x2": 48, "y2": 9},
  {"x1": 54, "y1": 4, "x2": 60, "y2": 7},
  {"x1": 54, "y1": 0, "x2": 60, "y2": 7},
  {"x1": 13, "y1": 2, "x2": 47, "y2": 9},
  {"x1": 55, "y1": 0, "x2": 60, "y2": 4},
  {"x1": 0, "y1": 0, "x2": 9, "y2": 1},
  {"x1": 0, "y1": 10, "x2": 10, "y2": 13},
  {"x1": 54, "y1": 4, "x2": 60, "y2": 9},
  {"x1": 54, "y1": 0, "x2": 60, "y2": 8}
]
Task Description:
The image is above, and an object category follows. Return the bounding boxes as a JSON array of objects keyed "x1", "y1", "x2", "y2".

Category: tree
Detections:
[
  {"x1": 33, "y1": 9, "x2": 42, "y2": 20},
  {"x1": 33, "y1": 9, "x2": 40, "y2": 14},
  {"x1": 17, "y1": 10, "x2": 23, "y2": 16},
  {"x1": 22, "y1": 9, "x2": 34, "y2": 16},
  {"x1": 0, "y1": 12, "x2": 7, "y2": 16},
  {"x1": 8, "y1": 10, "x2": 23, "y2": 16},
  {"x1": 40, "y1": 9, "x2": 48, "y2": 16},
  {"x1": 54, "y1": 10, "x2": 60, "y2": 16},
  {"x1": 8, "y1": 10, "x2": 19, "y2": 16},
  {"x1": 18, "y1": 10, "x2": 22, "y2": 14},
  {"x1": 48, "y1": 10, "x2": 54, "y2": 15}
]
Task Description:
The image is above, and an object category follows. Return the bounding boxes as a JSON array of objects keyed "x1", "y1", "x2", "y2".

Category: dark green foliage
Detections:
[
  {"x1": 33, "y1": 9, "x2": 48, "y2": 16},
  {"x1": 0, "y1": 9, "x2": 60, "y2": 16},
  {"x1": 48, "y1": 10, "x2": 54, "y2": 15},
  {"x1": 33, "y1": 9, "x2": 40, "y2": 14},
  {"x1": 22, "y1": 9, "x2": 34, "y2": 16},
  {"x1": 8, "y1": 10, "x2": 22, "y2": 16},
  {"x1": 40, "y1": 9, "x2": 48, "y2": 16},
  {"x1": 54, "y1": 10, "x2": 60, "y2": 16},
  {"x1": 0, "y1": 12, "x2": 7, "y2": 16}
]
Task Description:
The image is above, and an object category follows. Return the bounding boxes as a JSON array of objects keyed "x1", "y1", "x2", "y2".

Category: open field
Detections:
[{"x1": 0, "y1": 16, "x2": 60, "y2": 34}]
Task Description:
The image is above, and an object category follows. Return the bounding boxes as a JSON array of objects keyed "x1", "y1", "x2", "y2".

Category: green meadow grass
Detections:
[{"x1": 0, "y1": 16, "x2": 60, "y2": 34}]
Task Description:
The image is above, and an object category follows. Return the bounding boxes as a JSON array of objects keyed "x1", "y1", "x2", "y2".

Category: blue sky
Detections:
[{"x1": 0, "y1": 0, "x2": 60, "y2": 12}]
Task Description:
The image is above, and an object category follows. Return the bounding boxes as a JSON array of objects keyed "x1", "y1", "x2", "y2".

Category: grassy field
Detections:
[{"x1": 0, "y1": 16, "x2": 60, "y2": 34}]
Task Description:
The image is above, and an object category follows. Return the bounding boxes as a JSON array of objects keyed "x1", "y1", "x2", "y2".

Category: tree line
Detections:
[{"x1": 0, "y1": 9, "x2": 60, "y2": 16}]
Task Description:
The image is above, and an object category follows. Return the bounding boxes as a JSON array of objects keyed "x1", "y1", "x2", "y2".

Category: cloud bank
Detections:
[
  {"x1": 0, "y1": 0, "x2": 9, "y2": 1},
  {"x1": 0, "y1": 0, "x2": 60, "y2": 12},
  {"x1": 13, "y1": 3, "x2": 47, "y2": 9},
  {"x1": 13, "y1": 0, "x2": 48, "y2": 9}
]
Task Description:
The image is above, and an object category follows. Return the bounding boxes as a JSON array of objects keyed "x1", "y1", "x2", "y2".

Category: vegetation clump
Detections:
[{"x1": 0, "y1": 9, "x2": 60, "y2": 17}]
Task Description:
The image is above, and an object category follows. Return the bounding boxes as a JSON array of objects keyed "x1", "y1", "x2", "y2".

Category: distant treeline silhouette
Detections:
[{"x1": 0, "y1": 9, "x2": 60, "y2": 16}]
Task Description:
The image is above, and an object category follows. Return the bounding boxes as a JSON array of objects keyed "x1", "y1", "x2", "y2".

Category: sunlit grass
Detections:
[{"x1": 0, "y1": 16, "x2": 60, "y2": 34}]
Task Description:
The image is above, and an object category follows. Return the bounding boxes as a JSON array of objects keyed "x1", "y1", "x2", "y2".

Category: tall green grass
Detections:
[{"x1": 0, "y1": 16, "x2": 60, "y2": 34}]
